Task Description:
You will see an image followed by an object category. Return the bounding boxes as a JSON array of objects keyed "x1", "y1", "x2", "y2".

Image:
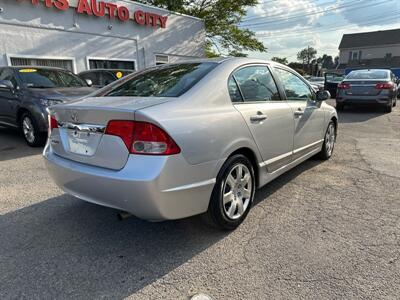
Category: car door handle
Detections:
[
  {"x1": 250, "y1": 112, "x2": 267, "y2": 122},
  {"x1": 294, "y1": 108, "x2": 304, "y2": 117}
]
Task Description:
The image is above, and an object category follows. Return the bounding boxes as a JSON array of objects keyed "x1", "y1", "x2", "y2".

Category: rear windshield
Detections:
[
  {"x1": 18, "y1": 68, "x2": 87, "y2": 88},
  {"x1": 346, "y1": 70, "x2": 389, "y2": 80},
  {"x1": 101, "y1": 63, "x2": 217, "y2": 97},
  {"x1": 325, "y1": 74, "x2": 344, "y2": 83}
]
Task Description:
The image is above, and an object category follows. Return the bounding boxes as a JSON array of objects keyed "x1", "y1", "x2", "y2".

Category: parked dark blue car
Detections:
[{"x1": 0, "y1": 66, "x2": 95, "y2": 146}]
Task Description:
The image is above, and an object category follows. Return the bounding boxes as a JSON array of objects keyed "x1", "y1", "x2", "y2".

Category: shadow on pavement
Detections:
[
  {"x1": 0, "y1": 196, "x2": 228, "y2": 299},
  {"x1": 254, "y1": 158, "x2": 321, "y2": 206},
  {"x1": 0, "y1": 127, "x2": 42, "y2": 161},
  {"x1": 0, "y1": 155, "x2": 323, "y2": 299},
  {"x1": 337, "y1": 105, "x2": 388, "y2": 123}
]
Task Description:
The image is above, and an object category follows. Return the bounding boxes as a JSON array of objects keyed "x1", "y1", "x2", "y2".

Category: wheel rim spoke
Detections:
[
  {"x1": 227, "y1": 202, "x2": 237, "y2": 218},
  {"x1": 242, "y1": 188, "x2": 251, "y2": 199},
  {"x1": 236, "y1": 165, "x2": 243, "y2": 182},
  {"x1": 223, "y1": 191, "x2": 233, "y2": 205},
  {"x1": 226, "y1": 174, "x2": 236, "y2": 188},
  {"x1": 241, "y1": 173, "x2": 251, "y2": 185},
  {"x1": 237, "y1": 200, "x2": 244, "y2": 215}
]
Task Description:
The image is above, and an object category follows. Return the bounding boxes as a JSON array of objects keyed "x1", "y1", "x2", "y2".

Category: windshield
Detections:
[
  {"x1": 18, "y1": 68, "x2": 87, "y2": 88},
  {"x1": 346, "y1": 70, "x2": 389, "y2": 80},
  {"x1": 101, "y1": 63, "x2": 217, "y2": 97}
]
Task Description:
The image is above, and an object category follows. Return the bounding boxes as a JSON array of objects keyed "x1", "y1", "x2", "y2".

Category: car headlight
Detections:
[{"x1": 40, "y1": 99, "x2": 64, "y2": 107}]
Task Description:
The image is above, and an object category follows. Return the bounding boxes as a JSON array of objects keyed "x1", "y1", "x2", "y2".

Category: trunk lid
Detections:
[
  {"x1": 48, "y1": 96, "x2": 171, "y2": 170},
  {"x1": 29, "y1": 86, "x2": 96, "y2": 101},
  {"x1": 344, "y1": 80, "x2": 385, "y2": 96}
]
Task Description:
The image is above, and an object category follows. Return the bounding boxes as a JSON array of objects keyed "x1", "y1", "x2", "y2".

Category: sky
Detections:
[{"x1": 242, "y1": 0, "x2": 400, "y2": 62}]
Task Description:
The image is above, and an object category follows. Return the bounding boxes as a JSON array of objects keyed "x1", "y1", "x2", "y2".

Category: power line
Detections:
[
  {"x1": 254, "y1": 7, "x2": 400, "y2": 37},
  {"x1": 241, "y1": 0, "x2": 392, "y2": 27},
  {"x1": 242, "y1": 0, "x2": 357, "y2": 23},
  {"x1": 255, "y1": 13, "x2": 400, "y2": 39}
]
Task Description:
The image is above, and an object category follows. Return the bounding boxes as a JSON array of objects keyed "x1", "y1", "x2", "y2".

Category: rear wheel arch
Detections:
[
  {"x1": 227, "y1": 147, "x2": 259, "y2": 188},
  {"x1": 331, "y1": 116, "x2": 338, "y2": 133}
]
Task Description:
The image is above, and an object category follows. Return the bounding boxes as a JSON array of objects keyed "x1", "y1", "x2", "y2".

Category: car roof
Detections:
[{"x1": 169, "y1": 57, "x2": 279, "y2": 65}]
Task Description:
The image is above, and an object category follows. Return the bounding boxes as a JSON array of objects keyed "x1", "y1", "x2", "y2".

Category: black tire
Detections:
[
  {"x1": 384, "y1": 102, "x2": 392, "y2": 113},
  {"x1": 20, "y1": 112, "x2": 47, "y2": 147},
  {"x1": 316, "y1": 121, "x2": 336, "y2": 160},
  {"x1": 393, "y1": 98, "x2": 397, "y2": 107},
  {"x1": 205, "y1": 154, "x2": 256, "y2": 230},
  {"x1": 336, "y1": 103, "x2": 344, "y2": 111}
]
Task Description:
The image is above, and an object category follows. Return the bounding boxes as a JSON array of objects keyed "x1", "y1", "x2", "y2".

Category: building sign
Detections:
[{"x1": 20, "y1": 0, "x2": 168, "y2": 28}]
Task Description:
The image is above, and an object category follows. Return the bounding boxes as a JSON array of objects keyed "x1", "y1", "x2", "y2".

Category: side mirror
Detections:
[
  {"x1": 85, "y1": 79, "x2": 93, "y2": 87},
  {"x1": 0, "y1": 80, "x2": 14, "y2": 91},
  {"x1": 316, "y1": 90, "x2": 331, "y2": 102}
]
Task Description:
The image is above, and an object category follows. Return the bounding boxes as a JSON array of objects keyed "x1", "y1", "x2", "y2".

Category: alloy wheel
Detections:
[
  {"x1": 325, "y1": 123, "x2": 335, "y2": 156},
  {"x1": 222, "y1": 163, "x2": 252, "y2": 220},
  {"x1": 22, "y1": 116, "x2": 35, "y2": 144}
]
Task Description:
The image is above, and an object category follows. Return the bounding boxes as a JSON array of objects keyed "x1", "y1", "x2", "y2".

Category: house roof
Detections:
[{"x1": 339, "y1": 28, "x2": 400, "y2": 49}]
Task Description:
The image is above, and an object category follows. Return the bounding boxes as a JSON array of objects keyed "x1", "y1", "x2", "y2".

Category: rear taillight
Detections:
[
  {"x1": 105, "y1": 120, "x2": 181, "y2": 155},
  {"x1": 104, "y1": 120, "x2": 135, "y2": 150},
  {"x1": 337, "y1": 82, "x2": 351, "y2": 90},
  {"x1": 48, "y1": 115, "x2": 58, "y2": 137},
  {"x1": 375, "y1": 82, "x2": 394, "y2": 89}
]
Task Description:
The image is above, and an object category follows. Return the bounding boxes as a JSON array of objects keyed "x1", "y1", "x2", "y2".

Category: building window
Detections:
[
  {"x1": 9, "y1": 57, "x2": 74, "y2": 72},
  {"x1": 88, "y1": 59, "x2": 135, "y2": 70},
  {"x1": 352, "y1": 51, "x2": 358, "y2": 61},
  {"x1": 155, "y1": 55, "x2": 169, "y2": 65},
  {"x1": 385, "y1": 53, "x2": 392, "y2": 60}
]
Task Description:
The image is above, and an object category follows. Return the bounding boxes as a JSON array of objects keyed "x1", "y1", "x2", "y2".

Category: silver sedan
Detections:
[{"x1": 44, "y1": 58, "x2": 337, "y2": 230}]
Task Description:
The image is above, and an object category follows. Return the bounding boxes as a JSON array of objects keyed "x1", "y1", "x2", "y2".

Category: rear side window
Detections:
[
  {"x1": 231, "y1": 66, "x2": 280, "y2": 102},
  {"x1": 228, "y1": 77, "x2": 243, "y2": 102},
  {"x1": 275, "y1": 68, "x2": 314, "y2": 101},
  {"x1": 102, "y1": 63, "x2": 217, "y2": 97}
]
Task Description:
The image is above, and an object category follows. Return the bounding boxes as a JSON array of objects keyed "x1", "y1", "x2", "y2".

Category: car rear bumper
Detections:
[
  {"x1": 336, "y1": 95, "x2": 392, "y2": 105},
  {"x1": 43, "y1": 145, "x2": 220, "y2": 221}
]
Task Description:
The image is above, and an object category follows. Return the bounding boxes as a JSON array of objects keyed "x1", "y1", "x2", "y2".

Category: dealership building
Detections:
[{"x1": 0, "y1": 0, "x2": 205, "y2": 73}]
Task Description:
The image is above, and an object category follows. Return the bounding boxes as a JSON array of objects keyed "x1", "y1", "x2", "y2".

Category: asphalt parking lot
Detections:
[{"x1": 1, "y1": 101, "x2": 400, "y2": 299}]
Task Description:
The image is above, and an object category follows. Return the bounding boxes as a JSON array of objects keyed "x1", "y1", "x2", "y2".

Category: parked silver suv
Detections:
[{"x1": 44, "y1": 58, "x2": 337, "y2": 230}]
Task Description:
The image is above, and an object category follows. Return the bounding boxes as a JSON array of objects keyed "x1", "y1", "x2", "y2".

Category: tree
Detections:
[
  {"x1": 271, "y1": 57, "x2": 288, "y2": 65},
  {"x1": 297, "y1": 46, "x2": 317, "y2": 74},
  {"x1": 135, "y1": 0, "x2": 266, "y2": 56},
  {"x1": 317, "y1": 54, "x2": 334, "y2": 69},
  {"x1": 288, "y1": 62, "x2": 305, "y2": 75},
  {"x1": 334, "y1": 56, "x2": 339, "y2": 68},
  {"x1": 228, "y1": 50, "x2": 248, "y2": 57}
]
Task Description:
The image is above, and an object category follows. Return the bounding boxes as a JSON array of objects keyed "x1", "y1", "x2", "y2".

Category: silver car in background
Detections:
[
  {"x1": 336, "y1": 69, "x2": 398, "y2": 112},
  {"x1": 44, "y1": 58, "x2": 337, "y2": 230}
]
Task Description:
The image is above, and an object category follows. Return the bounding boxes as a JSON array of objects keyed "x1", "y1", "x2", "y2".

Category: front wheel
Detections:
[
  {"x1": 205, "y1": 154, "x2": 255, "y2": 230},
  {"x1": 384, "y1": 102, "x2": 392, "y2": 113},
  {"x1": 317, "y1": 121, "x2": 336, "y2": 160},
  {"x1": 20, "y1": 112, "x2": 47, "y2": 147}
]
